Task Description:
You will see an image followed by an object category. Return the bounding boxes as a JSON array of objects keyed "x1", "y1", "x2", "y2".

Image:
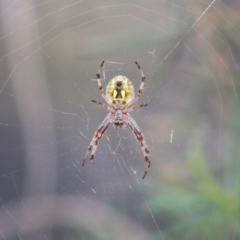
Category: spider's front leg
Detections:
[
  {"x1": 96, "y1": 61, "x2": 111, "y2": 105},
  {"x1": 82, "y1": 114, "x2": 110, "y2": 166},
  {"x1": 128, "y1": 115, "x2": 150, "y2": 179},
  {"x1": 126, "y1": 62, "x2": 146, "y2": 107}
]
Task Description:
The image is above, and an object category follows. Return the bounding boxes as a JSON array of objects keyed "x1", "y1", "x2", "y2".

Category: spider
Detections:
[{"x1": 82, "y1": 61, "x2": 150, "y2": 179}]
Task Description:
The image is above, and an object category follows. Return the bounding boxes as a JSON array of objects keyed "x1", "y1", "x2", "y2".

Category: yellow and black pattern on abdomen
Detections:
[{"x1": 106, "y1": 76, "x2": 135, "y2": 103}]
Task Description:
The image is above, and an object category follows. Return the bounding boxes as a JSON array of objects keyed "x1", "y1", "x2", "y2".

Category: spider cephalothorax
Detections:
[{"x1": 82, "y1": 61, "x2": 150, "y2": 179}]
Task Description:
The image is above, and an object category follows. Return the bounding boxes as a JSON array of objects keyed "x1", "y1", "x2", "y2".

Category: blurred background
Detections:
[{"x1": 0, "y1": 0, "x2": 240, "y2": 239}]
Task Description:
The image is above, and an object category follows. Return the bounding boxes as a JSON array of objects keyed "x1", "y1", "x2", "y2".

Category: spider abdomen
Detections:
[{"x1": 106, "y1": 76, "x2": 135, "y2": 104}]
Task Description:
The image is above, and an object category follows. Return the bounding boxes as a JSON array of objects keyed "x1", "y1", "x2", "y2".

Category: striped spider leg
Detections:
[
  {"x1": 127, "y1": 114, "x2": 150, "y2": 179},
  {"x1": 82, "y1": 114, "x2": 111, "y2": 166},
  {"x1": 125, "y1": 61, "x2": 146, "y2": 108},
  {"x1": 96, "y1": 61, "x2": 111, "y2": 105}
]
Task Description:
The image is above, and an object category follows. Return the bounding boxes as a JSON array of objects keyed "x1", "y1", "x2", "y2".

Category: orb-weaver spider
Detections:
[{"x1": 82, "y1": 61, "x2": 150, "y2": 179}]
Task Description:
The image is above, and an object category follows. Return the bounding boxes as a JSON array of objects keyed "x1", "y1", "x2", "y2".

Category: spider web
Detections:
[{"x1": 0, "y1": 0, "x2": 240, "y2": 239}]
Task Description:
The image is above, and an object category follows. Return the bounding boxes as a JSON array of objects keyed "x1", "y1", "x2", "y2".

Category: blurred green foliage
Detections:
[
  {"x1": 147, "y1": 2, "x2": 240, "y2": 239},
  {"x1": 148, "y1": 148, "x2": 240, "y2": 240}
]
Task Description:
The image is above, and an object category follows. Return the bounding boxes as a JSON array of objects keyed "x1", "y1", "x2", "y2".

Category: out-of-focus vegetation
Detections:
[
  {"x1": 148, "y1": 149, "x2": 240, "y2": 240},
  {"x1": 147, "y1": 2, "x2": 240, "y2": 239}
]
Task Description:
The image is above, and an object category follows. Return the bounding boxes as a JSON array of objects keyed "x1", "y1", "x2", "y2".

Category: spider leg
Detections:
[
  {"x1": 128, "y1": 103, "x2": 148, "y2": 113},
  {"x1": 126, "y1": 62, "x2": 146, "y2": 107},
  {"x1": 96, "y1": 61, "x2": 111, "y2": 105},
  {"x1": 82, "y1": 114, "x2": 110, "y2": 166},
  {"x1": 127, "y1": 114, "x2": 150, "y2": 179},
  {"x1": 91, "y1": 100, "x2": 109, "y2": 109}
]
